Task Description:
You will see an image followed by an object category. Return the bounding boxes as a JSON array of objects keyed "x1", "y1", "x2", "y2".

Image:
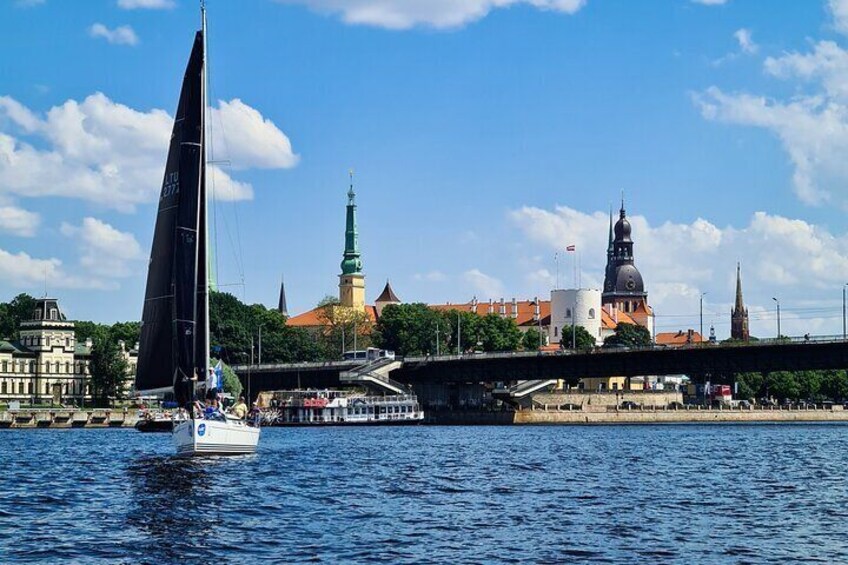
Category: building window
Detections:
[
  {"x1": 18, "y1": 382, "x2": 23, "y2": 394},
  {"x1": 28, "y1": 382, "x2": 32, "y2": 394},
  {"x1": 65, "y1": 362, "x2": 70, "y2": 373},
  {"x1": 55, "y1": 361, "x2": 60, "y2": 373},
  {"x1": 554, "y1": 326, "x2": 558, "y2": 337},
  {"x1": 50, "y1": 308, "x2": 58, "y2": 320},
  {"x1": 2, "y1": 361, "x2": 6, "y2": 373},
  {"x1": 566, "y1": 308, "x2": 571, "y2": 318},
  {"x1": 1, "y1": 381, "x2": 6, "y2": 394},
  {"x1": 588, "y1": 308, "x2": 596, "y2": 319},
  {"x1": 29, "y1": 362, "x2": 35, "y2": 373}
]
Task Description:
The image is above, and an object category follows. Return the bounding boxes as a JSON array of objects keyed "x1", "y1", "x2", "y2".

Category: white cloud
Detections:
[
  {"x1": 89, "y1": 23, "x2": 140, "y2": 46},
  {"x1": 275, "y1": 0, "x2": 585, "y2": 30},
  {"x1": 117, "y1": 0, "x2": 175, "y2": 9},
  {"x1": 734, "y1": 28, "x2": 757, "y2": 54},
  {"x1": 691, "y1": 0, "x2": 728, "y2": 5},
  {"x1": 463, "y1": 268, "x2": 505, "y2": 298},
  {"x1": 61, "y1": 217, "x2": 142, "y2": 278},
  {"x1": 510, "y1": 205, "x2": 848, "y2": 337},
  {"x1": 829, "y1": 0, "x2": 848, "y2": 35},
  {"x1": 696, "y1": 7, "x2": 848, "y2": 207},
  {"x1": 0, "y1": 93, "x2": 298, "y2": 211},
  {"x1": 211, "y1": 99, "x2": 299, "y2": 170},
  {"x1": 0, "y1": 206, "x2": 40, "y2": 237},
  {"x1": 0, "y1": 248, "x2": 112, "y2": 290},
  {"x1": 414, "y1": 270, "x2": 447, "y2": 282}
]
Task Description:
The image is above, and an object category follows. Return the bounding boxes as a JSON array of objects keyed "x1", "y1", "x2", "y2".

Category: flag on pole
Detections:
[{"x1": 566, "y1": 245, "x2": 576, "y2": 252}]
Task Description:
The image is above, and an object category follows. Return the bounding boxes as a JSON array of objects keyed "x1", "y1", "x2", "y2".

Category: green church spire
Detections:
[{"x1": 340, "y1": 170, "x2": 362, "y2": 275}]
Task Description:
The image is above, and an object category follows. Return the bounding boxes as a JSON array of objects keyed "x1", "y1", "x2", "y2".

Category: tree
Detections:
[
  {"x1": 559, "y1": 325, "x2": 596, "y2": 351},
  {"x1": 522, "y1": 328, "x2": 543, "y2": 351},
  {"x1": 440, "y1": 310, "x2": 481, "y2": 354},
  {"x1": 477, "y1": 314, "x2": 522, "y2": 352},
  {"x1": 603, "y1": 323, "x2": 652, "y2": 348},
  {"x1": 736, "y1": 372, "x2": 764, "y2": 400},
  {"x1": 88, "y1": 335, "x2": 129, "y2": 406},
  {"x1": 372, "y1": 303, "x2": 447, "y2": 356},
  {"x1": 75, "y1": 321, "x2": 109, "y2": 343},
  {"x1": 109, "y1": 321, "x2": 141, "y2": 347},
  {"x1": 317, "y1": 304, "x2": 372, "y2": 358},
  {"x1": 821, "y1": 370, "x2": 848, "y2": 401},
  {"x1": 764, "y1": 371, "x2": 801, "y2": 401},
  {"x1": 0, "y1": 293, "x2": 36, "y2": 339},
  {"x1": 218, "y1": 361, "x2": 243, "y2": 397}
]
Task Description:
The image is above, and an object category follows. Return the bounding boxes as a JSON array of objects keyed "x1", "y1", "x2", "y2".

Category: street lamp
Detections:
[
  {"x1": 699, "y1": 292, "x2": 707, "y2": 343},
  {"x1": 843, "y1": 284, "x2": 848, "y2": 340},
  {"x1": 772, "y1": 297, "x2": 781, "y2": 339}
]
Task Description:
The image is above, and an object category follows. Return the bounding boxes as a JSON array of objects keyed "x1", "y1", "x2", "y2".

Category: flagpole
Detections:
[{"x1": 555, "y1": 252, "x2": 559, "y2": 289}]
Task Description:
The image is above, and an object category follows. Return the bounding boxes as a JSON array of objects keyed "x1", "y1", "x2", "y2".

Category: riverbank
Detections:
[{"x1": 0, "y1": 408, "x2": 138, "y2": 428}]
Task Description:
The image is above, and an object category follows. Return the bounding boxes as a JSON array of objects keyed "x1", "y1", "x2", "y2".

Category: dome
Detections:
[
  {"x1": 614, "y1": 264, "x2": 644, "y2": 294},
  {"x1": 614, "y1": 215, "x2": 632, "y2": 242}
]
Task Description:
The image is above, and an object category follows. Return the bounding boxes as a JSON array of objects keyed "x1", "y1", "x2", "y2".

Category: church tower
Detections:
[
  {"x1": 602, "y1": 197, "x2": 648, "y2": 315},
  {"x1": 339, "y1": 172, "x2": 365, "y2": 310},
  {"x1": 731, "y1": 262, "x2": 749, "y2": 341}
]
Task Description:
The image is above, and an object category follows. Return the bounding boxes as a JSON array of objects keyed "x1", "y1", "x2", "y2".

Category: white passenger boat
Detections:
[
  {"x1": 260, "y1": 389, "x2": 424, "y2": 426},
  {"x1": 134, "y1": 3, "x2": 260, "y2": 456}
]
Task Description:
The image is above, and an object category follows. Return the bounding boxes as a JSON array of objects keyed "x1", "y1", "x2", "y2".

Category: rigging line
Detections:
[{"x1": 205, "y1": 48, "x2": 246, "y2": 297}]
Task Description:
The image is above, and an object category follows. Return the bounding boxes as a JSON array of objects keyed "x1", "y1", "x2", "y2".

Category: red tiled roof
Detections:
[
  {"x1": 655, "y1": 330, "x2": 703, "y2": 346},
  {"x1": 429, "y1": 300, "x2": 550, "y2": 327}
]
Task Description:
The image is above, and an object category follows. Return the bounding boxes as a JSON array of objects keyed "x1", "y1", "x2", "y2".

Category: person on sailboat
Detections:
[{"x1": 231, "y1": 396, "x2": 248, "y2": 420}]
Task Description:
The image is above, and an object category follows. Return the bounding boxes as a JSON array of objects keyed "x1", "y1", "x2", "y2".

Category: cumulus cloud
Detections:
[
  {"x1": 0, "y1": 93, "x2": 298, "y2": 212},
  {"x1": 510, "y1": 205, "x2": 848, "y2": 337},
  {"x1": 695, "y1": 6, "x2": 848, "y2": 207},
  {"x1": 463, "y1": 268, "x2": 505, "y2": 298},
  {"x1": 117, "y1": 0, "x2": 175, "y2": 8},
  {"x1": 0, "y1": 206, "x2": 40, "y2": 237},
  {"x1": 61, "y1": 217, "x2": 143, "y2": 278},
  {"x1": 89, "y1": 23, "x2": 139, "y2": 46},
  {"x1": 275, "y1": 0, "x2": 585, "y2": 30}
]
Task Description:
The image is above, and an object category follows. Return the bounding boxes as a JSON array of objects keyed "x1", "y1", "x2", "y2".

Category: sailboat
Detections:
[{"x1": 135, "y1": 3, "x2": 260, "y2": 456}]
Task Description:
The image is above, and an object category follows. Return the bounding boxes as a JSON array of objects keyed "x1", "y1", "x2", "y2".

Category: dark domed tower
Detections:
[
  {"x1": 602, "y1": 198, "x2": 649, "y2": 315},
  {"x1": 731, "y1": 262, "x2": 749, "y2": 341}
]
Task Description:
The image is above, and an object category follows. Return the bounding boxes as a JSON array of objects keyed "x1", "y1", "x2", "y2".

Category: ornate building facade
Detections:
[{"x1": 0, "y1": 298, "x2": 137, "y2": 405}]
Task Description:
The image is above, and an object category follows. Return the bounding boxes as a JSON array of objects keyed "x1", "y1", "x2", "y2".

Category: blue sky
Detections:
[{"x1": 2, "y1": 0, "x2": 848, "y2": 339}]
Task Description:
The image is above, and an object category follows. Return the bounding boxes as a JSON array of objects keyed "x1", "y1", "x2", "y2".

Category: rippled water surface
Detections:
[{"x1": 3, "y1": 424, "x2": 848, "y2": 563}]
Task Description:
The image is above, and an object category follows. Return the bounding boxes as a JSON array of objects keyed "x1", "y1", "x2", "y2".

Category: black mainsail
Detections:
[{"x1": 136, "y1": 29, "x2": 207, "y2": 407}]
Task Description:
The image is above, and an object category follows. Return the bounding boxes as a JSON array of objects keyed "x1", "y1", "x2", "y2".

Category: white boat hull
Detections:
[{"x1": 172, "y1": 417, "x2": 260, "y2": 456}]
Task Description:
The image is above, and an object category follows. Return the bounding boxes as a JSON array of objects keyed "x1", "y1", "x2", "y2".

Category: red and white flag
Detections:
[{"x1": 566, "y1": 245, "x2": 576, "y2": 252}]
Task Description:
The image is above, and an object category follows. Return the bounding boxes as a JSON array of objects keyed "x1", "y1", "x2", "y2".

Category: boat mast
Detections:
[{"x1": 201, "y1": 0, "x2": 211, "y2": 385}]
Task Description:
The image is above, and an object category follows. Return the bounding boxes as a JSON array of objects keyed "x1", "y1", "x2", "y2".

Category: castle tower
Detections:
[
  {"x1": 602, "y1": 196, "x2": 648, "y2": 314},
  {"x1": 731, "y1": 262, "x2": 749, "y2": 341},
  {"x1": 339, "y1": 172, "x2": 365, "y2": 310},
  {"x1": 375, "y1": 280, "x2": 401, "y2": 317}
]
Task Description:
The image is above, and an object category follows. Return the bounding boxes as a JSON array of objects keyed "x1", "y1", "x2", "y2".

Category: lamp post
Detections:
[
  {"x1": 457, "y1": 312, "x2": 462, "y2": 355},
  {"x1": 700, "y1": 292, "x2": 707, "y2": 343},
  {"x1": 772, "y1": 297, "x2": 781, "y2": 339}
]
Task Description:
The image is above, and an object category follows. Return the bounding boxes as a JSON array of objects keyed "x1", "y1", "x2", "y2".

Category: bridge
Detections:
[{"x1": 233, "y1": 337, "x2": 848, "y2": 400}]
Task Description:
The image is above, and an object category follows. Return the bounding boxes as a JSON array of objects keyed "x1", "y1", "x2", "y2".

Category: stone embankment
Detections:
[
  {"x1": 0, "y1": 409, "x2": 138, "y2": 429},
  {"x1": 515, "y1": 405, "x2": 848, "y2": 424}
]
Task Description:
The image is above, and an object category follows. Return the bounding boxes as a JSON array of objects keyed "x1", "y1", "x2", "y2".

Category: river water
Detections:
[{"x1": 2, "y1": 424, "x2": 848, "y2": 564}]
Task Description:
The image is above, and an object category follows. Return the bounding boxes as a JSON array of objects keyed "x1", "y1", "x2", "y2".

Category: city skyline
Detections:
[{"x1": 1, "y1": 0, "x2": 848, "y2": 339}]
